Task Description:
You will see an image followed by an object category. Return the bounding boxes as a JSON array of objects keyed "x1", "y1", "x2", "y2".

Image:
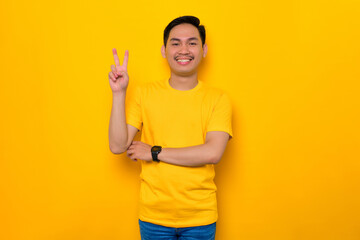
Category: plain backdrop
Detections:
[{"x1": 1, "y1": 0, "x2": 359, "y2": 239}]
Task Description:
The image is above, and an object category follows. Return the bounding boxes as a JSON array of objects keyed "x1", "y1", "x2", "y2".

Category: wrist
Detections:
[
  {"x1": 112, "y1": 91, "x2": 126, "y2": 99},
  {"x1": 157, "y1": 147, "x2": 165, "y2": 160},
  {"x1": 151, "y1": 146, "x2": 162, "y2": 162}
]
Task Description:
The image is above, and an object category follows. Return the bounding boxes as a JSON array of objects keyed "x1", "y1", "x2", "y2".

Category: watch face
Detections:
[{"x1": 152, "y1": 146, "x2": 161, "y2": 152}]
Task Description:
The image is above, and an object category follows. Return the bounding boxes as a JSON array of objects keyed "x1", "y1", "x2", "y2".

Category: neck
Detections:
[{"x1": 169, "y1": 72, "x2": 199, "y2": 91}]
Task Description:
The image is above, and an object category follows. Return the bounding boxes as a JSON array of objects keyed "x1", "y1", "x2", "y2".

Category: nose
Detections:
[{"x1": 178, "y1": 44, "x2": 190, "y2": 54}]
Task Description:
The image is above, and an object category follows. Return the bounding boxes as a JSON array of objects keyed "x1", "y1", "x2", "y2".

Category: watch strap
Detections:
[{"x1": 151, "y1": 146, "x2": 162, "y2": 162}]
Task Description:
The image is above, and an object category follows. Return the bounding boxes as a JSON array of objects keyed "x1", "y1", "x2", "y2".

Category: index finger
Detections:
[
  {"x1": 122, "y1": 50, "x2": 129, "y2": 70},
  {"x1": 112, "y1": 48, "x2": 120, "y2": 66}
]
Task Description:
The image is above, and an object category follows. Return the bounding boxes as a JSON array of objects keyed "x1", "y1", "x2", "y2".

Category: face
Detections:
[{"x1": 161, "y1": 23, "x2": 208, "y2": 77}]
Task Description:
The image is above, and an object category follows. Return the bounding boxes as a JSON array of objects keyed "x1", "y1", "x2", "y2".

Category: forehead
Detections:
[{"x1": 168, "y1": 23, "x2": 200, "y2": 40}]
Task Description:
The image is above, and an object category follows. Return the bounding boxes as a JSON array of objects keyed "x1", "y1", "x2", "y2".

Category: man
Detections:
[{"x1": 108, "y1": 16, "x2": 232, "y2": 240}]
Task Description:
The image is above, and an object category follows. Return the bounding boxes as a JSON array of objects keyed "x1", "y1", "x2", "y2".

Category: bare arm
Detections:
[
  {"x1": 126, "y1": 131, "x2": 230, "y2": 166},
  {"x1": 108, "y1": 49, "x2": 138, "y2": 154},
  {"x1": 159, "y1": 131, "x2": 230, "y2": 166},
  {"x1": 109, "y1": 92, "x2": 138, "y2": 153}
]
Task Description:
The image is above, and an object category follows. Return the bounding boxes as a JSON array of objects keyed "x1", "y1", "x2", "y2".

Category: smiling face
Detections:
[{"x1": 161, "y1": 23, "x2": 208, "y2": 77}]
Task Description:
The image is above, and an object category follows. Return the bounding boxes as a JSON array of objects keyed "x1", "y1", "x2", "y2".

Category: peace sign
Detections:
[{"x1": 109, "y1": 48, "x2": 129, "y2": 93}]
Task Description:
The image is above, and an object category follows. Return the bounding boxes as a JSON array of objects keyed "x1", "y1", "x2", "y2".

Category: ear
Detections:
[
  {"x1": 202, "y1": 43, "x2": 208, "y2": 58},
  {"x1": 161, "y1": 45, "x2": 166, "y2": 58}
]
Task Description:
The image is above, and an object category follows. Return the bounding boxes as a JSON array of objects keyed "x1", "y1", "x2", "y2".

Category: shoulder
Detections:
[{"x1": 200, "y1": 82, "x2": 231, "y2": 104}]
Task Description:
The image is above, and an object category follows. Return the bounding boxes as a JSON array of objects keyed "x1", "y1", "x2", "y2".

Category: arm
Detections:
[
  {"x1": 108, "y1": 92, "x2": 138, "y2": 153},
  {"x1": 159, "y1": 131, "x2": 230, "y2": 166},
  {"x1": 108, "y1": 49, "x2": 138, "y2": 154},
  {"x1": 126, "y1": 131, "x2": 230, "y2": 167}
]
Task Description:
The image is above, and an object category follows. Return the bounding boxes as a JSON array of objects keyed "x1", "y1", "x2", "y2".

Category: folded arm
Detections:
[{"x1": 126, "y1": 131, "x2": 230, "y2": 167}]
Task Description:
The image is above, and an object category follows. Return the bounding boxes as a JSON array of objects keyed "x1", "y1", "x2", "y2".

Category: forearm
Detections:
[
  {"x1": 157, "y1": 143, "x2": 219, "y2": 167},
  {"x1": 127, "y1": 133, "x2": 229, "y2": 166},
  {"x1": 109, "y1": 92, "x2": 128, "y2": 153}
]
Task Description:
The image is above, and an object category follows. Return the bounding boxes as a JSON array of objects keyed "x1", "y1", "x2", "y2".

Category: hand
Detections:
[
  {"x1": 108, "y1": 48, "x2": 129, "y2": 93},
  {"x1": 126, "y1": 141, "x2": 152, "y2": 162}
]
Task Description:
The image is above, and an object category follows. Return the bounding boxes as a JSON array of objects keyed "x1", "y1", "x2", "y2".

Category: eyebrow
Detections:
[{"x1": 170, "y1": 37, "x2": 199, "y2": 42}]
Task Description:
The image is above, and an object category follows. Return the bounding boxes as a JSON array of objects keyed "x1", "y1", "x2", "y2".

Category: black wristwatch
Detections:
[{"x1": 151, "y1": 145, "x2": 162, "y2": 162}]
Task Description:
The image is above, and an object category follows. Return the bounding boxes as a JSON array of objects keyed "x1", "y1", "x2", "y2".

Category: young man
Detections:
[{"x1": 108, "y1": 16, "x2": 232, "y2": 240}]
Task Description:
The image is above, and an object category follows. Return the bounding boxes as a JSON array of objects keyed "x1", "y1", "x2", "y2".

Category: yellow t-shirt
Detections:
[{"x1": 126, "y1": 78, "x2": 233, "y2": 228}]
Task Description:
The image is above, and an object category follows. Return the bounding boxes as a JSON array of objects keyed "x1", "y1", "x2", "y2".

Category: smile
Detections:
[{"x1": 175, "y1": 56, "x2": 194, "y2": 65}]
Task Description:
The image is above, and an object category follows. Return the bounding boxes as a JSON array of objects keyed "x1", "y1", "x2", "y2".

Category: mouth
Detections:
[{"x1": 175, "y1": 56, "x2": 194, "y2": 65}]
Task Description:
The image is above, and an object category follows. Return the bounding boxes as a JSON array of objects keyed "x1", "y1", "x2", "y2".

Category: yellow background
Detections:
[{"x1": 1, "y1": 0, "x2": 359, "y2": 239}]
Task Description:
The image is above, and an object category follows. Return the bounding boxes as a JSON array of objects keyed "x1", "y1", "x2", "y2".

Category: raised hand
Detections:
[{"x1": 109, "y1": 48, "x2": 129, "y2": 93}]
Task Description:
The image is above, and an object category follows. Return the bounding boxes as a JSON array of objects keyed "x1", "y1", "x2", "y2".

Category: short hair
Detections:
[{"x1": 163, "y1": 16, "x2": 206, "y2": 47}]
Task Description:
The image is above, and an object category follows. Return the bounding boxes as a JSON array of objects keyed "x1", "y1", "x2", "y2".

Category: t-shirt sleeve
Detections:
[
  {"x1": 125, "y1": 86, "x2": 142, "y2": 131},
  {"x1": 206, "y1": 93, "x2": 233, "y2": 139}
]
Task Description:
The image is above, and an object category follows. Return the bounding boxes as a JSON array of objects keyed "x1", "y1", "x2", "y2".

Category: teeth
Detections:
[{"x1": 177, "y1": 59, "x2": 190, "y2": 62}]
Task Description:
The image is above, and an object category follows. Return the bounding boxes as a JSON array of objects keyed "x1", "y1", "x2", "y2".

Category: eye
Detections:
[
  {"x1": 172, "y1": 43, "x2": 180, "y2": 46},
  {"x1": 189, "y1": 42, "x2": 197, "y2": 46}
]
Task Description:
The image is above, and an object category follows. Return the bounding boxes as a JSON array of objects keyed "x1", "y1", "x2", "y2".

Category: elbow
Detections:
[
  {"x1": 209, "y1": 154, "x2": 222, "y2": 165},
  {"x1": 109, "y1": 144, "x2": 127, "y2": 154}
]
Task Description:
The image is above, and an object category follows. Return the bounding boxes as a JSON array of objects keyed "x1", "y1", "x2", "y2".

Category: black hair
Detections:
[{"x1": 163, "y1": 16, "x2": 206, "y2": 47}]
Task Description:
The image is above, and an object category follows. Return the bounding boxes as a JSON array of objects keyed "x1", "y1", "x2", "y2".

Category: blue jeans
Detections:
[{"x1": 139, "y1": 219, "x2": 216, "y2": 240}]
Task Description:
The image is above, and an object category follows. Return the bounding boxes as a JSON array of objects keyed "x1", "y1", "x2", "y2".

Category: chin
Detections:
[
  {"x1": 170, "y1": 65, "x2": 199, "y2": 75},
  {"x1": 172, "y1": 70, "x2": 197, "y2": 77}
]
